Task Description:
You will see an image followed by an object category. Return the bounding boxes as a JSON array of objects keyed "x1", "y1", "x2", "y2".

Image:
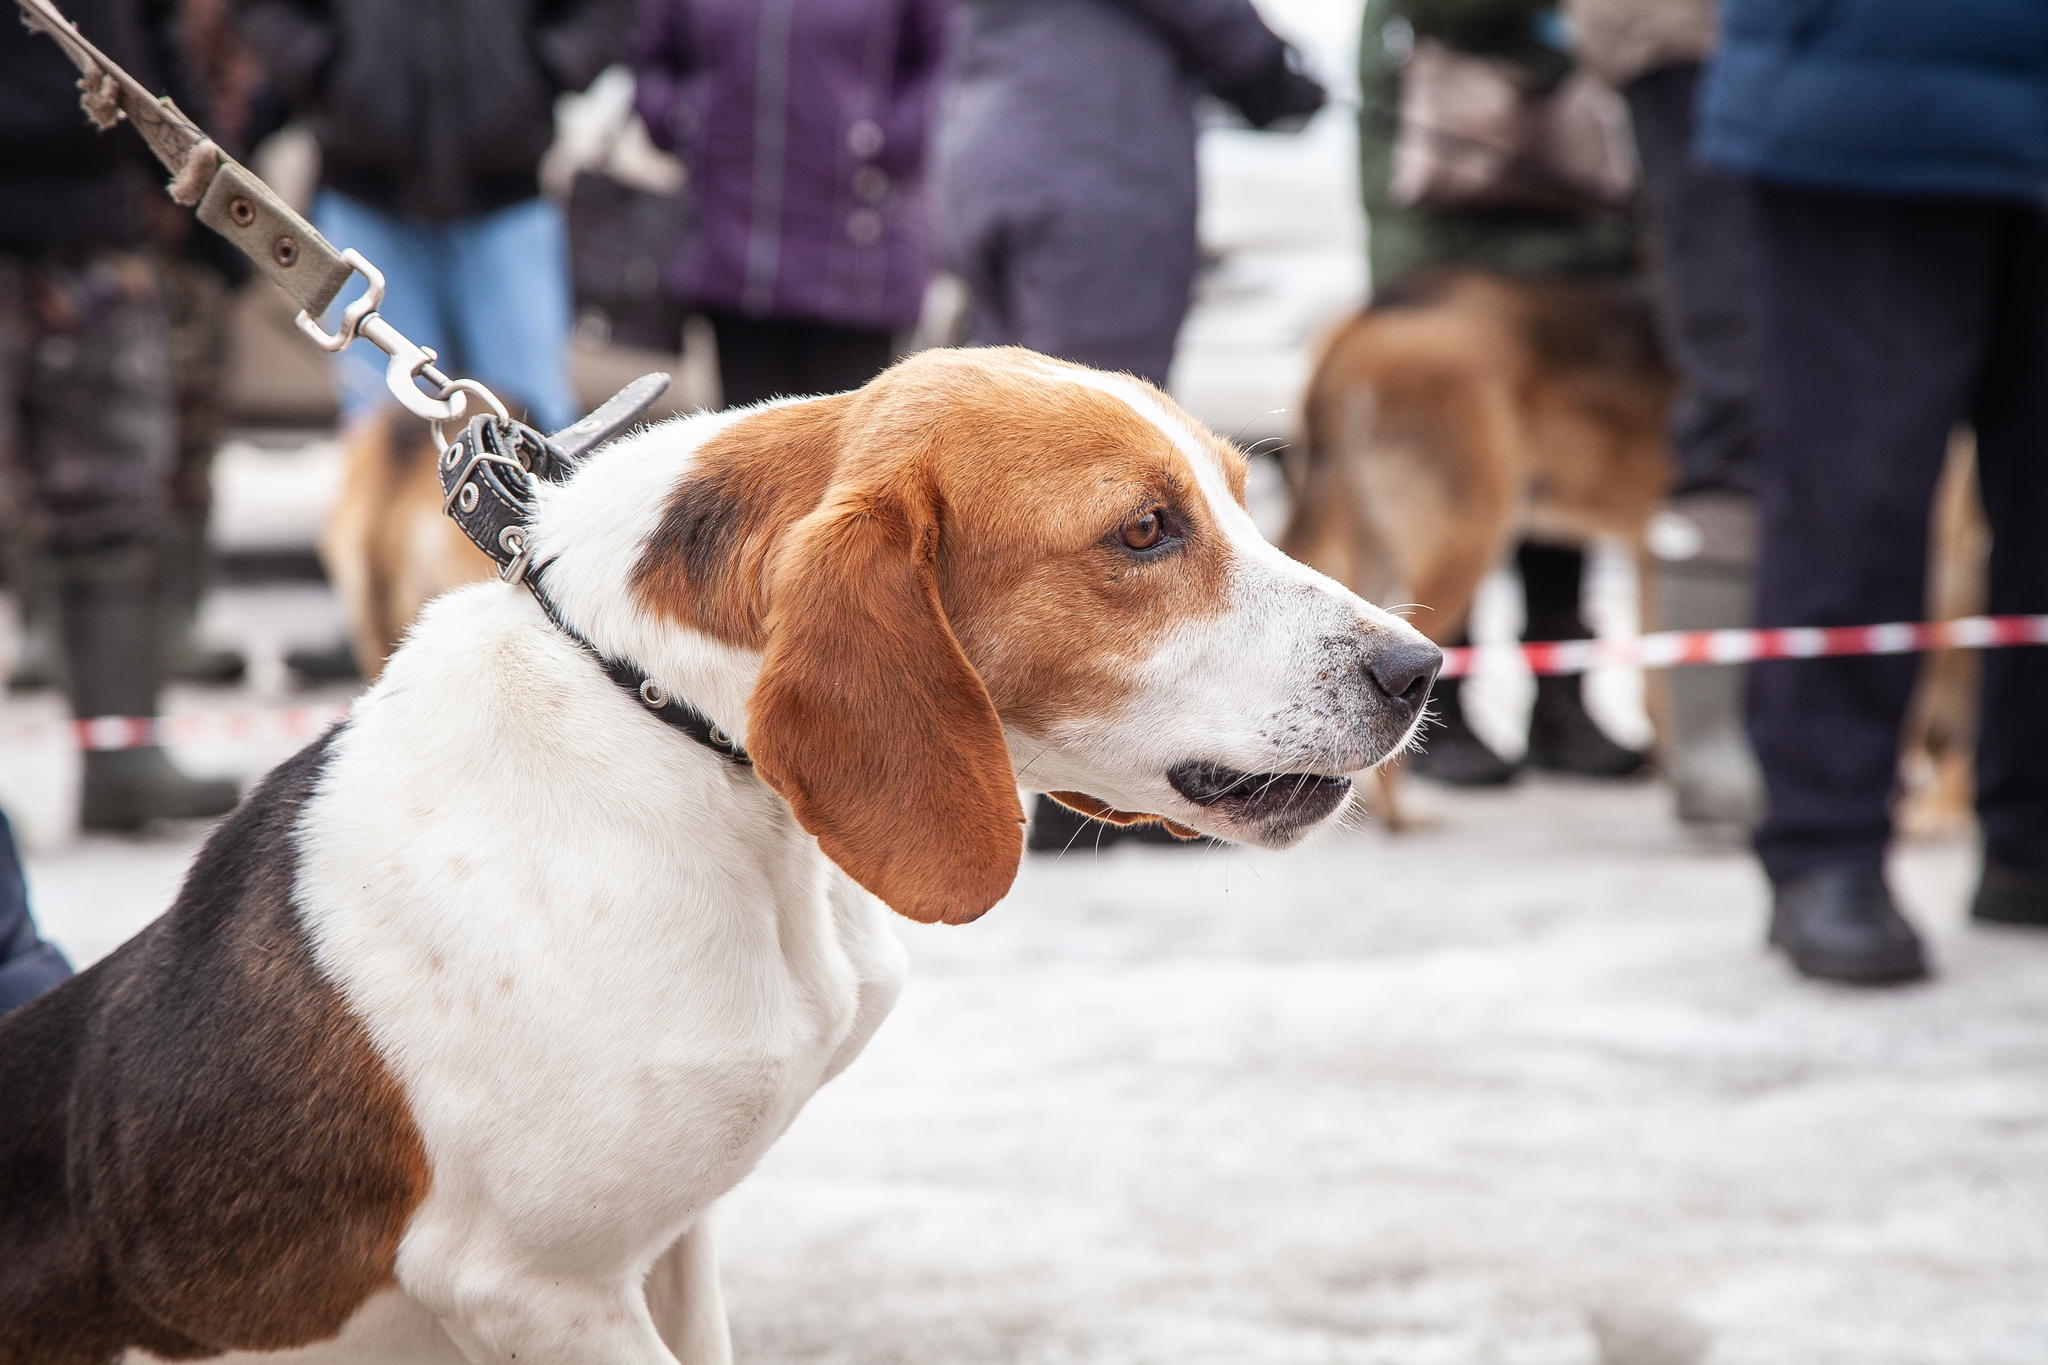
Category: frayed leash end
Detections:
[
  {"x1": 77, "y1": 66, "x2": 121, "y2": 128},
  {"x1": 166, "y1": 137, "x2": 220, "y2": 206}
]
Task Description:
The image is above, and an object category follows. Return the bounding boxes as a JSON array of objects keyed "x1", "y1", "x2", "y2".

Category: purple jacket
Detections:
[{"x1": 632, "y1": 0, "x2": 950, "y2": 330}]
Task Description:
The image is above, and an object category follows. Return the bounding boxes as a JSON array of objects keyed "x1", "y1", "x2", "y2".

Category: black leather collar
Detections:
[{"x1": 436, "y1": 375, "x2": 752, "y2": 769}]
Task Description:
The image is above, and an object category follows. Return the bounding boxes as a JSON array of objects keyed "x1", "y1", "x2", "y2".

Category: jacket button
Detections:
[
  {"x1": 847, "y1": 118, "x2": 884, "y2": 158},
  {"x1": 853, "y1": 165, "x2": 890, "y2": 203}
]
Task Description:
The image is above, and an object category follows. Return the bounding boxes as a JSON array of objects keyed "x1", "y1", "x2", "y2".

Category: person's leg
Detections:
[
  {"x1": 446, "y1": 198, "x2": 579, "y2": 434},
  {"x1": 20, "y1": 251, "x2": 238, "y2": 829},
  {"x1": 313, "y1": 191, "x2": 452, "y2": 426},
  {"x1": 1747, "y1": 187, "x2": 1996, "y2": 981},
  {"x1": 1968, "y1": 204, "x2": 2048, "y2": 924},
  {"x1": 1625, "y1": 62, "x2": 1765, "y2": 822},
  {"x1": 946, "y1": 195, "x2": 1024, "y2": 352},
  {"x1": 788, "y1": 321, "x2": 895, "y2": 397},
  {"x1": 1007, "y1": 196, "x2": 1193, "y2": 388},
  {"x1": 705, "y1": 310, "x2": 803, "y2": 409},
  {"x1": 1519, "y1": 542, "x2": 1646, "y2": 777},
  {"x1": 1624, "y1": 63, "x2": 1760, "y2": 498},
  {"x1": 156, "y1": 253, "x2": 244, "y2": 683}
]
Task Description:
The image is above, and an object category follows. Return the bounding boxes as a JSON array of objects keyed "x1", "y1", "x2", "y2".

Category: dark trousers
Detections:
[
  {"x1": 1623, "y1": 63, "x2": 1760, "y2": 495},
  {"x1": 1747, "y1": 186, "x2": 2048, "y2": 883},
  {"x1": 0, "y1": 809, "x2": 71, "y2": 1016},
  {"x1": 703, "y1": 310, "x2": 894, "y2": 410}
]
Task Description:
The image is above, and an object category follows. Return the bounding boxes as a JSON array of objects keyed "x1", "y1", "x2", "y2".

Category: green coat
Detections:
[{"x1": 1357, "y1": 0, "x2": 1637, "y2": 289}]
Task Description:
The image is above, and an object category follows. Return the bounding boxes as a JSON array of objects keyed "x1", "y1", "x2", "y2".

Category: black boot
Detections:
[
  {"x1": 1971, "y1": 861, "x2": 2048, "y2": 928},
  {"x1": 59, "y1": 550, "x2": 241, "y2": 831},
  {"x1": 1769, "y1": 864, "x2": 1929, "y2": 984},
  {"x1": 1408, "y1": 675, "x2": 1517, "y2": 787},
  {"x1": 286, "y1": 637, "x2": 364, "y2": 685},
  {"x1": 1526, "y1": 674, "x2": 1648, "y2": 778},
  {"x1": 1025, "y1": 793, "x2": 1126, "y2": 853}
]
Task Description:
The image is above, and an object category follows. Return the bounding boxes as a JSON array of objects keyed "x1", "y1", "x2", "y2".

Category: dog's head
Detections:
[{"x1": 619, "y1": 348, "x2": 1438, "y2": 924}]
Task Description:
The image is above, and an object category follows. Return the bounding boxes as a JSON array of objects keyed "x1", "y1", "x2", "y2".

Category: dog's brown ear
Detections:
[{"x1": 748, "y1": 480, "x2": 1024, "y2": 925}]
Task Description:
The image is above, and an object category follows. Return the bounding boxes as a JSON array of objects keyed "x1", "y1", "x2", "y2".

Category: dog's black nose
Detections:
[{"x1": 1366, "y1": 637, "x2": 1442, "y2": 716}]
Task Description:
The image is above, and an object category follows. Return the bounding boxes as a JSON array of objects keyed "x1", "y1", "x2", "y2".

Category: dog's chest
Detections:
[{"x1": 290, "y1": 670, "x2": 906, "y2": 1252}]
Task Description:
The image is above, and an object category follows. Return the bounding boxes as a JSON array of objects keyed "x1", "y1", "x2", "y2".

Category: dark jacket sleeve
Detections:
[
  {"x1": 231, "y1": 0, "x2": 336, "y2": 108},
  {"x1": 1107, "y1": 0, "x2": 1284, "y2": 91},
  {"x1": 881, "y1": 0, "x2": 952, "y2": 176},
  {"x1": 533, "y1": 0, "x2": 636, "y2": 95},
  {"x1": 629, "y1": 0, "x2": 696, "y2": 154}
]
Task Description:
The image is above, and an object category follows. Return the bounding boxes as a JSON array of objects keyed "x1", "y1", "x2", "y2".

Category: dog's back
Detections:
[{"x1": 1281, "y1": 269, "x2": 1672, "y2": 641}]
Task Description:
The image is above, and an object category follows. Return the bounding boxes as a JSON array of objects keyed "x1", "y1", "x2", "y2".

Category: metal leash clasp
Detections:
[{"x1": 293, "y1": 248, "x2": 509, "y2": 434}]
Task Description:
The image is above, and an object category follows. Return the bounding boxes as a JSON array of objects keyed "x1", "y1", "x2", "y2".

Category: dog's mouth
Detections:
[{"x1": 1166, "y1": 760, "x2": 1352, "y2": 834}]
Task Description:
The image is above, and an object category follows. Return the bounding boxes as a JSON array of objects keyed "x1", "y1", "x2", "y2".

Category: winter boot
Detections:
[
  {"x1": 1026, "y1": 792, "x2": 1126, "y2": 853},
  {"x1": 6, "y1": 541, "x2": 64, "y2": 692},
  {"x1": 159, "y1": 522, "x2": 245, "y2": 684},
  {"x1": 59, "y1": 549, "x2": 240, "y2": 831},
  {"x1": 285, "y1": 637, "x2": 364, "y2": 685},
  {"x1": 1526, "y1": 673, "x2": 1649, "y2": 777},
  {"x1": 1652, "y1": 492, "x2": 1763, "y2": 825},
  {"x1": 1408, "y1": 674, "x2": 1517, "y2": 787},
  {"x1": 1769, "y1": 863, "x2": 1929, "y2": 985}
]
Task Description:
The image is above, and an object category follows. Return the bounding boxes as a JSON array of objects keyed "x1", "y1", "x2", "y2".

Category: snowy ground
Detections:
[{"x1": 11, "y1": 712, "x2": 2047, "y2": 1364}]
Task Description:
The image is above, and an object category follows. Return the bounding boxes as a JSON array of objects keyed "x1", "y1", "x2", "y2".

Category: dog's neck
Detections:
[{"x1": 525, "y1": 409, "x2": 766, "y2": 751}]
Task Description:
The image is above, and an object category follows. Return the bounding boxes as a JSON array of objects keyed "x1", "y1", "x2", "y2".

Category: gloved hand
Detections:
[{"x1": 1218, "y1": 44, "x2": 1327, "y2": 132}]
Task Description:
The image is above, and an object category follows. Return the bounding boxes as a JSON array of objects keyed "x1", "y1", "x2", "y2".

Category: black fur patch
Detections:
[{"x1": 0, "y1": 729, "x2": 431, "y2": 1364}]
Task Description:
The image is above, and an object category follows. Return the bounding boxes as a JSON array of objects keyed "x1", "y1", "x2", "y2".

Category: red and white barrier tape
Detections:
[
  {"x1": 4, "y1": 702, "x2": 350, "y2": 753},
  {"x1": 2, "y1": 614, "x2": 2044, "y2": 751},
  {"x1": 1439, "y1": 613, "x2": 2048, "y2": 679}
]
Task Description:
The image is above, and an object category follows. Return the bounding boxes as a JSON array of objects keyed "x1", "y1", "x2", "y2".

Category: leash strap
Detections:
[{"x1": 435, "y1": 390, "x2": 752, "y2": 769}]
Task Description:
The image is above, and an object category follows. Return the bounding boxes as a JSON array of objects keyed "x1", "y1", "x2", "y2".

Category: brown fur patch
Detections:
[
  {"x1": 632, "y1": 396, "x2": 848, "y2": 648},
  {"x1": 0, "y1": 733, "x2": 430, "y2": 1363}
]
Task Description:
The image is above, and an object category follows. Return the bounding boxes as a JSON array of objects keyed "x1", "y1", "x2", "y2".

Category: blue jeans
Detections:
[{"x1": 314, "y1": 192, "x2": 579, "y2": 434}]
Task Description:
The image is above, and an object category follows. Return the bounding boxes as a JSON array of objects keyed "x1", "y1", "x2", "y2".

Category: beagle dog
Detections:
[{"x1": 0, "y1": 347, "x2": 1440, "y2": 1365}]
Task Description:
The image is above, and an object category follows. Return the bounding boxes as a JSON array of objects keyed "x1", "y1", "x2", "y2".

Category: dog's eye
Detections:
[{"x1": 1120, "y1": 509, "x2": 1165, "y2": 551}]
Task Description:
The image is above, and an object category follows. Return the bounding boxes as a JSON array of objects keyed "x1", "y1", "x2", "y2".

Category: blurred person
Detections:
[
  {"x1": 1569, "y1": 0, "x2": 1763, "y2": 826},
  {"x1": 7, "y1": 0, "x2": 259, "y2": 694},
  {"x1": 932, "y1": 0, "x2": 1323, "y2": 854},
  {"x1": 235, "y1": 0, "x2": 637, "y2": 435},
  {"x1": 932, "y1": 0, "x2": 1325, "y2": 389},
  {"x1": 1699, "y1": 0, "x2": 2048, "y2": 983},
  {"x1": 631, "y1": 0, "x2": 952, "y2": 409},
  {"x1": 152, "y1": 0, "x2": 270, "y2": 688},
  {"x1": 0, "y1": 808, "x2": 70, "y2": 1015},
  {"x1": 1, "y1": 0, "x2": 242, "y2": 829},
  {"x1": 1359, "y1": 0, "x2": 1648, "y2": 788}
]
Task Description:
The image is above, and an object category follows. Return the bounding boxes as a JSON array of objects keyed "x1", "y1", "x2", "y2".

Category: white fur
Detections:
[
  {"x1": 251, "y1": 413, "x2": 904, "y2": 1364},
  {"x1": 152, "y1": 360, "x2": 1432, "y2": 1364}
]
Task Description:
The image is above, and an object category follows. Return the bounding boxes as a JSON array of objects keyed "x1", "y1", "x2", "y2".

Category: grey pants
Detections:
[{"x1": 943, "y1": 192, "x2": 1195, "y2": 388}]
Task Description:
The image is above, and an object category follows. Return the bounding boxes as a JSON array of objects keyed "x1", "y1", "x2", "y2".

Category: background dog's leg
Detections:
[
  {"x1": 1635, "y1": 541, "x2": 1672, "y2": 760},
  {"x1": 646, "y1": 1214, "x2": 734, "y2": 1365}
]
